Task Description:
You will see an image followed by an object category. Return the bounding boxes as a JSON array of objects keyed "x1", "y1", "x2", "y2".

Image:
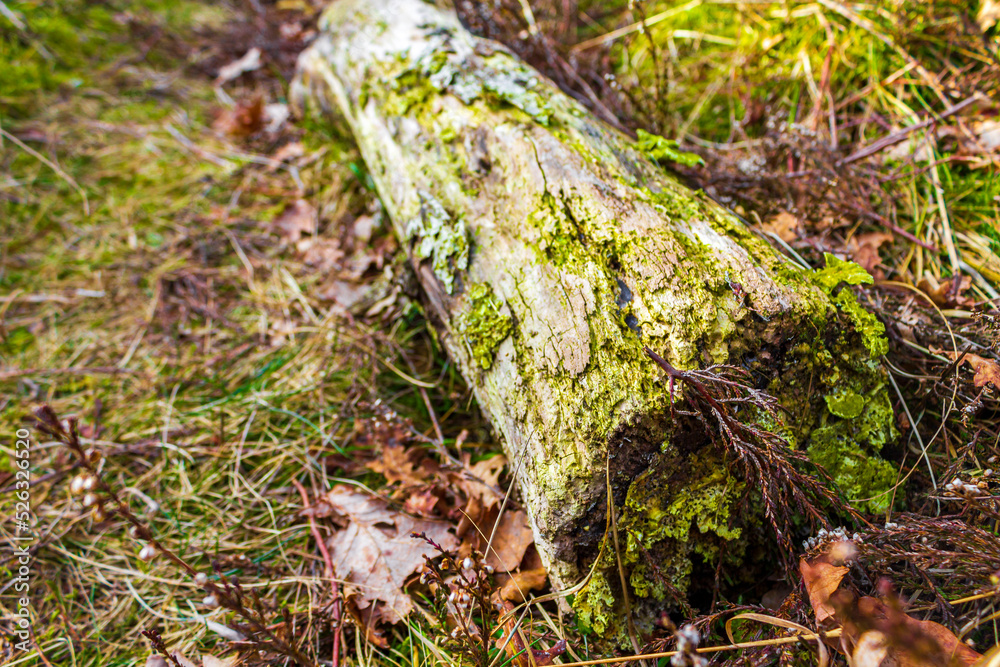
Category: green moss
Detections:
[
  {"x1": 808, "y1": 429, "x2": 896, "y2": 514},
  {"x1": 573, "y1": 447, "x2": 745, "y2": 643},
  {"x1": 813, "y1": 254, "x2": 889, "y2": 358},
  {"x1": 457, "y1": 283, "x2": 513, "y2": 370},
  {"x1": 635, "y1": 129, "x2": 704, "y2": 167},
  {"x1": 825, "y1": 390, "x2": 865, "y2": 419}
]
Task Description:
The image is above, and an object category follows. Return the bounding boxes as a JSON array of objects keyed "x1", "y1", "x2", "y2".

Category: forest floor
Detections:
[{"x1": 2, "y1": 0, "x2": 1000, "y2": 666}]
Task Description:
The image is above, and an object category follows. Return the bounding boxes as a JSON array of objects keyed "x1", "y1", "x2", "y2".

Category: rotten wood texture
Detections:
[{"x1": 293, "y1": 0, "x2": 889, "y2": 605}]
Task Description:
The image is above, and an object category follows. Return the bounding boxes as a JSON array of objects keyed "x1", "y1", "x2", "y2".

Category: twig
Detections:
[
  {"x1": 293, "y1": 479, "x2": 343, "y2": 667},
  {"x1": 836, "y1": 96, "x2": 980, "y2": 167},
  {"x1": 549, "y1": 627, "x2": 844, "y2": 667}
]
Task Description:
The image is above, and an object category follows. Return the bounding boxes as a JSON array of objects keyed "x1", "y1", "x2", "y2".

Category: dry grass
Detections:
[{"x1": 1, "y1": 1, "x2": 484, "y2": 663}]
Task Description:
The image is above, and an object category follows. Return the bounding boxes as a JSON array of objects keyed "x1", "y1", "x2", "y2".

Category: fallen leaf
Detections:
[
  {"x1": 800, "y1": 554, "x2": 849, "y2": 624},
  {"x1": 918, "y1": 274, "x2": 973, "y2": 308},
  {"x1": 848, "y1": 232, "x2": 894, "y2": 275},
  {"x1": 449, "y1": 454, "x2": 506, "y2": 508},
  {"x1": 213, "y1": 97, "x2": 265, "y2": 137},
  {"x1": 272, "y1": 198, "x2": 316, "y2": 243},
  {"x1": 484, "y1": 509, "x2": 535, "y2": 572},
  {"x1": 494, "y1": 599, "x2": 567, "y2": 666},
  {"x1": 979, "y1": 0, "x2": 1000, "y2": 32},
  {"x1": 299, "y1": 238, "x2": 344, "y2": 273},
  {"x1": 760, "y1": 210, "x2": 800, "y2": 242},
  {"x1": 937, "y1": 350, "x2": 1000, "y2": 389},
  {"x1": 321, "y1": 280, "x2": 371, "y2": 311},
  {"x1": 841, "y1": 596, "x2": 981, "y2": 667},
  {"x1": 321, "y1": 485, "x2": 458, "y2": 624},
  {"x1": 404, "y1": 489, "x2": 440, "y2": 517},
  {"x1": 145, "y1": 657, "x2": 169, "y2": 667},
  {"x1": 215, "y1": 47, "x2": 262, "y2": 86},
  {"x1": 368, "y1": 444, "x2": 432, "y2": 487},
  {"x1": 499, "y1": 567, "x2": 548, "y2": 602}
]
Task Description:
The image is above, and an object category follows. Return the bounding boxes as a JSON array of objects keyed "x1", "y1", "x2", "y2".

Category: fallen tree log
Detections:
[{"x1": 293, "y1": 0, "x2": 898, "y2": 637}]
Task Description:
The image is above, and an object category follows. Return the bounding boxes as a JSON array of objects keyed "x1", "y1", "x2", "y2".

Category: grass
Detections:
[{"x1": 1, "y1": 0, "x2": 485, "y2": 662}]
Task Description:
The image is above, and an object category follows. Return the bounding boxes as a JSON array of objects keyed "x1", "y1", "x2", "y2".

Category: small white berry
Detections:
[
  {"x1": 462, "y1": 558, "x2": 474, "y2": 571},
  {"x1": 81, "y1": 475, "x2": 96, "y2": 491},
  {"x1": 202, "y1": 594, "x2": 219, "y2": 608},
  {"x1": 82, "y1": 493, "x2": 98, "y2": 508},
  {"x1": 139, "y1": 544, "x2": 157, "y2": 562},
  {"x1": 194, "y1": 572, "x2": 208, "y2": 586},
  {"x1": 70, "y1": 475, "x2": 85, "y2": 495}
]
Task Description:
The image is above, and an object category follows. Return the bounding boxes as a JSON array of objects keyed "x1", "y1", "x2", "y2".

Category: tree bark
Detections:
[{"x1": 293, "y1": 0, "x2": 895, "y2": 631}]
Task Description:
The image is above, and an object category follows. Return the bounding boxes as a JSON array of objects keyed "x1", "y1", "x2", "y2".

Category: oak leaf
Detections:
[
  {"x1": 318, "y1": 485, "x2": 458, "y2": 624},
  {"x1": 937, "y1": 350, "x2": 1000, "y2": 389}
]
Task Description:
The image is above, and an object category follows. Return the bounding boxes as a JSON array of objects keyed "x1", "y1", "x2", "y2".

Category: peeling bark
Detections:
[{"x1": 293, "y1": 0, "x2": 894, "y2": 621}]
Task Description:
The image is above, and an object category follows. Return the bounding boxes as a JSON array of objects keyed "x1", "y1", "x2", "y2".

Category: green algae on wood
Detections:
[{"x1": 458, "y1": 283, "x2": 513, "y2": 370}]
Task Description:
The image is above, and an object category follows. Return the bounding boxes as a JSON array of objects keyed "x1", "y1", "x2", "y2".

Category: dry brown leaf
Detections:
[
  {"x1": 979, "y1": 0, "x2": 1000, "y2": 32},
  {"x1": 321, "y1": 485, "x2": 458, "y2": 624},
  {"x1": 937, "y1": 350, "x2": 1000, "y2": 389},
  {"x1": 299, "y1": 238, "x2": 344, "y2": 273},
  {"x1": 799, "y1": 555, "x2": 849, "y2": 624},
  {"x1": 213, "y1": 97, "x2": 265, "y2": 137},
  {"x1": 917, "y1": 274, "x2": 973, "y2": 308},
  {"x1": 269, "y1": 141, "x2": 305, "y2": 170},
  {"x1": 499, "y1": 567, "x2": 548, "y2": 602},
  {"x1": 760, "y1": 210, "x2": 800, "y2": 242},
  {"x1": 404, "y1": 489, "x2": 440, "y2": 517},
  {"x1": 854, "y1": 630, "x2": 890, "y2": 667},
  {"x1": 485, "y1": 509, "x2": 535, "y2": 571},
  {"x1": 368, "y1": 444, "x2": 431, "y2": 487},
  {"x1": 272, "y1": 199, "x2": 316, "y2": 243},
  {"x1": 845, "y1": 596, "x2": 981, "y2": 667},
  {"x1": 449, "y1": 454, "x2": 507, "y2": 509},
  {"x1": 849, "y1": 232, "x2": 893, "y2": 274}
]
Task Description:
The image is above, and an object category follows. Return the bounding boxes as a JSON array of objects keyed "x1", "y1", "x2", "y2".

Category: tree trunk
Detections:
[{"x1": 293, "y1": 0, "x2": 897, "y2": 635}]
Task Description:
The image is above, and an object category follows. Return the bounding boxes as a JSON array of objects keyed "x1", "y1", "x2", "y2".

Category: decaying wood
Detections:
[{"x1": 293, "y1": 0, "x2": 893, "y2": 622}]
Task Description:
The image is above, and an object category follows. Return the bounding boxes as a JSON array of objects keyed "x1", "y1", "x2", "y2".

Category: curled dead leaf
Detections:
[
  {"x1": 213, "y1": 97, "x2": 265, "y2": 137},
  {"x1": 800, "y1": 553, "x2": 849, "y2": 624},
  {"x1": 935, "y1": 349, "x2": 1000, "y2": 389},
  {"x1": 918, "y1": 274, "x2": 973, "y2": 308},
  {"x1": 499, "y1": 567, "x2": 548, "y2": 603}
]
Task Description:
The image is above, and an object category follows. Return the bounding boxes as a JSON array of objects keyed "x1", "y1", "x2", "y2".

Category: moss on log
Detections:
[{"x1": 293, "y1": 0, "x2": 896, "y2": 638}]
